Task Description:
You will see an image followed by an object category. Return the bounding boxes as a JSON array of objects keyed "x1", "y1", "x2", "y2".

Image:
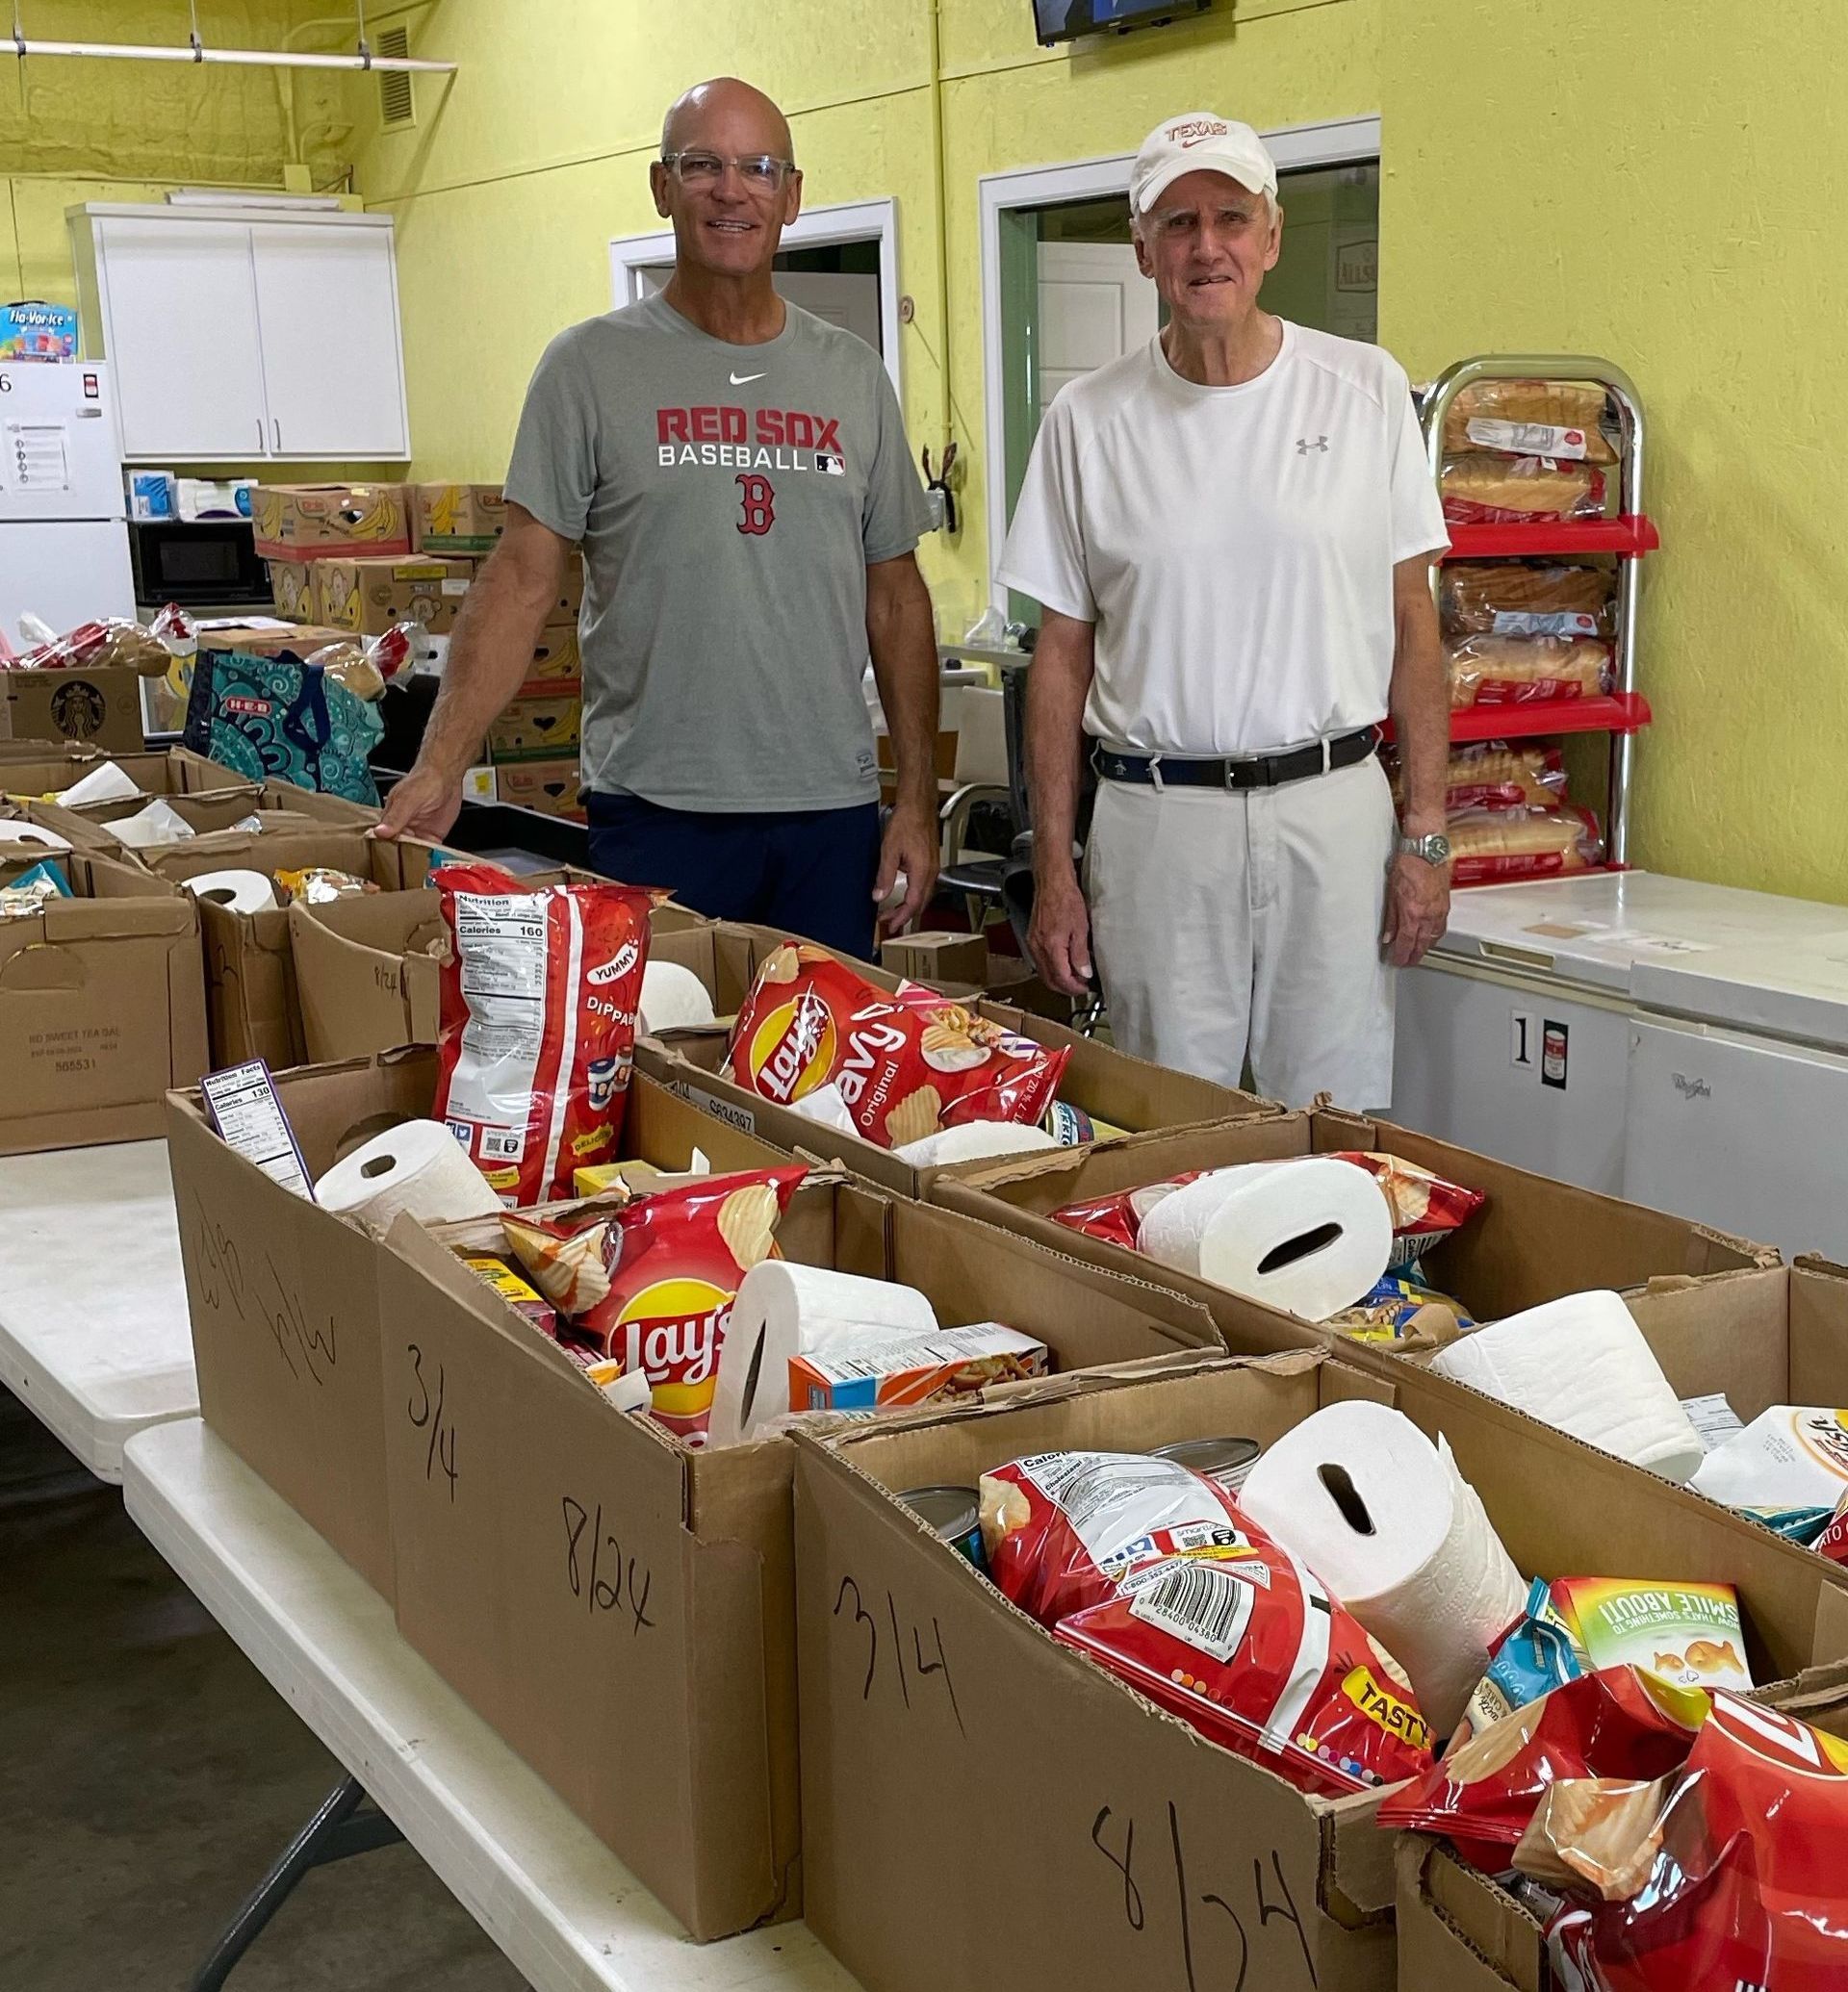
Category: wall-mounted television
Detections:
[{"x1": 1033, "y1": 0, "x2": 1211, "y2": 46}]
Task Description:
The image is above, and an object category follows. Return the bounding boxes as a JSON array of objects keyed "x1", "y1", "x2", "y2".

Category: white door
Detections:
[
  {"x1": 1625, "y1": 1015, "x2": 1848, "y2": 1259},
  {"x1": 1390, "y1": 958, "x2": 1633, "y2": 1195},
  {"x1": 250, "y1": 223, "x2": 410, "y2": 459},
  {"x1": 638, "y1": 265, "x2": 884, "y2": 353},
  {"x1": 96, "y1": 217, "x2": 269, "y2": 460},
  {"x1": 1036, "y1": 242, "x2": 1159, "y2": 414},
  {"x1": 0, "y1": 520, "x2": 136, "y2": 648}
]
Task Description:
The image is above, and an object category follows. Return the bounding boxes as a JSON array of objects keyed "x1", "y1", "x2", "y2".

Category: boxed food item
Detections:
[
  {"x1": 379, "y1": 1160, "x2": 1221, "y2": 1938},
  {"x1": 490, "y1": 756, "x2": 580, "y2": 818},
  {"x1": 315, "y1": 555, "x2": 472, "y2": 637},
  {"x1": 127, "y1": 471, "x2": 178, "y2": 522},
  {"x1": 0, "y1": 299, "x2": 77, "y2": 360},
  {"x1": 267, "y1": 560, "x2": 320, "y2": 623},
  {"x1": 0, "y1": 666, "x2": 145, "y2": 753},
  {"x1": 415, "y1": 482, "x2": 507, "y2": 553},
  {"x1": 250, "y1": 483, "x2": 414, "y2": 559},
  {"x1": 0, "y1": 846, "x2": 206, "y2": 1152}
]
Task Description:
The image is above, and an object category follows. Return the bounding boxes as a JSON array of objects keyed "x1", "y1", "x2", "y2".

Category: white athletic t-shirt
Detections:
[{"x1": 998, "y1": 320, "x2": 1449, "y2": 756}]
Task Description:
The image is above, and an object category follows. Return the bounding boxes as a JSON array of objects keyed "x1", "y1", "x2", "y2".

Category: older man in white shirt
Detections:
[{"x1": 1001, "y1": 112, "x2": 1452, "y2": 1111}]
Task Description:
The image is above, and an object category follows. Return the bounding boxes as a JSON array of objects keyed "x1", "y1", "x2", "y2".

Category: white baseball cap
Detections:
[{"x1": 1130, "y1": 112, "x2": 1278, "y2": 214}]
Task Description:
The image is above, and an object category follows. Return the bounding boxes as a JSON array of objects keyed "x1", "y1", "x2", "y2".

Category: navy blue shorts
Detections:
[{"x1": 586, "y1": 791, "x2": 883, "y2": 959}]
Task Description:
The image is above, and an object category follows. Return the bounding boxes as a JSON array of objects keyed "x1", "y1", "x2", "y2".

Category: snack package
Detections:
[
  {"x1": 1448, "y1": 804, "x2": 1604, "y2": 886},
  {"x1": 1328, "y1": 1150, "x2": 1484, "y2": 1267},
  {"x1": 499, "y1": 1166, "x2": 808, "y2": 1443},
  {"x1": 790, "y1": 1322, "x2": 1048, "y2": 1414},
  {"x1": 432, "y1": 862, "x2": 656, "y2": 1204},
  {"x1": 1441, "y1": 454, "x2": 1608, "y2": 525},
  {"x1": 1688, "y1": 1404, "x2": 1848, "y2": 1510},
  {"x1": 273, "y1": 865, "x2": 380, "y2": 905},
  {"x1": 1048, "y1": 1172, "x2": 1207, "y2": 1253},
  {"x1": 1379, "y1": 1666, "x2": 1709, "y2": 1869},
  {"x1": 1448, "y1": 635, "x2": 1615, "y2": 708},
  {"x1": 1543, "y1": 1693, "x2": 1848, "y2": 1991},
  {"x1": 1550, "y1": 1578, "x2": 1752, "y2": 1694},
  {"x1": 722, "y1": 943, "x2": 1068, "y2": 1149},
  {"x1": 1397, "y1": 740, "x2": 1571, "y2": 813},
  {"x1": 1042, "y1": 1101, "x2": 1130, "y2": 1146},
  {"x1": 1440, "y1": 561, "x2": 1618, "y2": 640},
  {"x1": 0, "y1": 856, "x2": 72, "y2": 917},
  {"x1": 1812, "y1": 1489, "x2": 1848, "y2": 1565},
  {"x1": 1452, "y1": 1577, "x2": 1585, "y2": 1747},
  {"x1": 1328, "y1": 1271, "x2": 1476, "y2": 1345},
  {"x1": 459, "y1": 1253, "x2": 558, "y2": 1337},
  {"x1": 1440, "y1": 381, "x2": 1617, "y2": 465}
]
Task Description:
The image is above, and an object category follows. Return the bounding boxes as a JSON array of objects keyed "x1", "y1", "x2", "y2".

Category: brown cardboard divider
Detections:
[
  {"x1": 379, "y1": 1175, "x2": 1223, "y2": 1942},
  {"x1": 167, "y1": 1051, "x2": 793, "y2": 1607},
  {"x1": 0, "y1": 742, "x2": 253, "y2": 803},
  {"x1": 936, "y1": 1108, "x2": 1778, "y2": 1348},
  {"x1": 0, "y1": 847, "x2": 205, "y2": 1153}
]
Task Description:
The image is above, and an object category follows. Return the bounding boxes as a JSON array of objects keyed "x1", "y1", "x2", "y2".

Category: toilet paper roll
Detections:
[
  {"x1": 1136, "y1": 1157, "x2": 1394, "y2": 1321},
  {"x1": 786, "y1": 1081, "x2": 858, "y2": 1136},
  {"x1": 109, "y1": 798, "x2": 194, "y2": 849},
  {"x1": 639, "y1": 959, "x2": 716, "y2": 1033},
  {"x1": 0, "y1": 823, "x2": 71, "y2": 853},
  {"x1": 1431, "y1": 1290, "x2": 1705, "y2": 1483},
  {"x1": 56, "y1": 761, "x2": 139, "y2": 807},
  {"x1": 1238, "y1": 1400, "x2": 1527, "y2": 1737},
  {"x1": 893, "y1": 1120, "x2": 1061, "y2": 1168},
  {"x1": 181, "y1": 869, "x2": 279, "y2": 916},
  {"x1": 314, "y1": 1118, "x2": 503, "y2": 1231},
  {"x1": 707, "y1": 1262, "x2": 939, "y2": 1446}
]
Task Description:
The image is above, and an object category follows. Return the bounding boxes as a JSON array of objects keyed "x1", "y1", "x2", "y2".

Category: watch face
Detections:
[{"x1": 1428, "y1": 834, "x2": 1452, "y2": 864}]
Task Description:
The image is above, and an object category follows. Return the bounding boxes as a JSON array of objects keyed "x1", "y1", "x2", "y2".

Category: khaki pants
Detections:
[{"x1": 1084, "y1": 753, "x2": 1398, "y2": 1111}]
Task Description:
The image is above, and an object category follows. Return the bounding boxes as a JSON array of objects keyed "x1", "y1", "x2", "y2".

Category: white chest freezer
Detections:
[{"x1": 1390, "y1": 874, "x2": 1848, "y2": 1205}]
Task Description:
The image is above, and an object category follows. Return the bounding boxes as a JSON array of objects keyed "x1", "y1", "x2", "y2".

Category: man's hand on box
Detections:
[
  {"x1": 1382, "y1": 851, "x2": 1450, "y2": 968},
  {"x1": 374, "y1": 763, "x2": 464, "y2": 844}
]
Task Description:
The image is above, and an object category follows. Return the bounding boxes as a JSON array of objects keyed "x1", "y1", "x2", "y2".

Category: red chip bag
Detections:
[
  {"x1": 1049, "y1": 1172, "x2": 1205, "y2": 1253},
  {"x1": 500, "y1": 1166, "x2": 807, "y2": 1443},
  {"x1": 1545, "y1": 1692, "x2": 1848, "y2": 1991},
  {"x1": 1330, "y1": 1151, "x2": 1486, "y2": 1268},
  {"x1": 722, "y1": 943, "x2": 1067, "y2": 1150},
  {"x1": 431, "y1": 863, "x2": 655, "y2": 1205},
  {"x1": 1379, "y1": 1666, "x2": 1708, "y2": 1871}
]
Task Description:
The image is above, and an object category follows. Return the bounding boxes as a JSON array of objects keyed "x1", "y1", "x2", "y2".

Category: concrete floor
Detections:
[{"x1": 0, "y1": 1390, "x2": 526, "y2": 1990}]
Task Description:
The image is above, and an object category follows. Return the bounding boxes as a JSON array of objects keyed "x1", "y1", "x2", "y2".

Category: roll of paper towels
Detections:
[
  {"x1": 639, "y1": 959, "x2": 716, "y2": 1033},
  {"x1": 893, "y1": 1120, "x2": 1060, "y2": 1168},
  {"x1": 707, "y1": 1262, "x2": 938, "y2": 1446},
  {"x1": 1431, "y1": 1290, "x2": 1705, "y2": 1483},
  {"x1": 0, "y1": 823, "x2": 71, "y2": 853},
  {"x1": 181, "y1": 869, "x2": 279, "y2": 915},
  {"x1": 786, "y1": 1081, "x2": 858, "y2": 1136},
  {"x1": 109, "y1": 799, "x2": 195, "y2": 849},
  {"x1": 314, "y1": 1118, "x2": 503, "y2": 1231},
  {"x1": 1136, "y1": 1158, "x2": 1394, "y2": 1321},
  {"x1": 56, "y1": 761, "x2": 139, "y2": 806},
  {"x1": 1238, "y1": 1399, "x2": 1526, "y2": 1736}
]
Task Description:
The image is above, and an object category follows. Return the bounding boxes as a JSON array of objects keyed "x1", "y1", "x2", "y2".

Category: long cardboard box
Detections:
[
  {"x1": 2, "y1": 847, "x2": 206, "y2": 1152},
  {"x1": 0, "y1": 743, "x2": 252, "y2": 803},
  {"x1": 28, "y1": 790, "x2": 331, "y2": 856},
  {"x1": 380, "y1": 1177, "x2": 1224, "y2": 1942},
  {"x1": 167, "y1": 1052, "x2": 786, "y2": 1604},
  {"x1": 937, "y1": 1110, "x2": 1778, "y2": 1341},
  {"x1": 794, "y1": 1336, "x2": 1848, "y2": 1992}
]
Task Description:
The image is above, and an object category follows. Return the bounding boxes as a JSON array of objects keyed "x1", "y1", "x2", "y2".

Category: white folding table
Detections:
[
  {"x1": 0, "y1": 1138, "x2": 196, "y2": 1479},
  {"x1": 123, "y1": 1417, "x2": 859, "y2": 1992}
]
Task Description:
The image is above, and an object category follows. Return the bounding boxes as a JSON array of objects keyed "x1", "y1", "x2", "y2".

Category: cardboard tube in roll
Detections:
[
  {"x1": 0, "y1": 823, "x2": 70, "y2": 853},
  {"x1": 314, "y1": 1118, "x2": 502, "y2": 1231},
  {"x1": 1431, "y1": 1290, "x2": 1705, "y2": 1482},
  {"x1": 639, "y1": 959, "x2": 716, "y2": 1033},
  {"x1": 893, "y1": 1120, "x2": 1060, "y2": 1168},
  {"x1": 56, "y1": 761, "x2": 139, "y2": 806},
  {"x1": 1137, "y1": 1158, "x2": 1394, "y2": 1321},
  {"x1": 707, "y1": 1262, "x2": 938, "y2": 1446},
  {"x1": 182, "y1": 869, "x2": 278, "y2": 915},
  {"x1": 1238, "y1": 1399, "x2": 1527, "y2": 1736}
]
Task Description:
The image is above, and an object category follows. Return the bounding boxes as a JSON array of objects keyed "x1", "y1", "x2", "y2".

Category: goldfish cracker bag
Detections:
[
  {"x1": 500, "y1": 1166, "x2": 807, "y2": 1443},
  {"x1": 722, "y1": 943, "x2": 1067, "y2": 1149},
  {"x1": 431, "y1": 862, "x2": 655, "y2": 1205}
]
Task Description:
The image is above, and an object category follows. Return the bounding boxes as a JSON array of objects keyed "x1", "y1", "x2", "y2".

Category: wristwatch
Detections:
[{"x1": 1398, "y1": 830, "x2": 1452, "y2": 867}]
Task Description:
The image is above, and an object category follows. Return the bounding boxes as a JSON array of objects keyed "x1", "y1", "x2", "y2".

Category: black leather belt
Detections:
[{"x1": 1091, "y1": 728, "x2": 1379, "y2": 792}]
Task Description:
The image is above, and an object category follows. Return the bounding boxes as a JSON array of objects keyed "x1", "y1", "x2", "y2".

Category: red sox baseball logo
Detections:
[{"x1": 735, "y1": 473, "x2": 777, "y2": 536}]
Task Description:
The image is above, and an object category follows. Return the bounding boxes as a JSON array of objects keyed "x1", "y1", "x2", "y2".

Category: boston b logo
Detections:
[{"x1": 735, "y1": 473, "x2": 776, "y2": 536}]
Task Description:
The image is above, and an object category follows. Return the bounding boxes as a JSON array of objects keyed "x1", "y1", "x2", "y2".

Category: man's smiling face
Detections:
[
  {"x1": 652, "y1": 79, "x2": 802, "y2": 281},
  {"x1": 1135, "y1": 167, "x2": 1283, "y2": 333}
]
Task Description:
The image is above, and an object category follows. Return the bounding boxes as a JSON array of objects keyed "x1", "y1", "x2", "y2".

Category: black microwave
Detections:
[{"x1": 128, "y1": 519, "x2": 271, "y2": 608}]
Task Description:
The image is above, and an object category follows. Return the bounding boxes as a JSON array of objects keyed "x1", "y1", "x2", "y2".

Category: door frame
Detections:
[
  {"x1": 977, "y1": 114, "x2": 1382, "y2": 608},
  {"x1": 609, "y1": 197, "x2": 903, "y2": 399}
]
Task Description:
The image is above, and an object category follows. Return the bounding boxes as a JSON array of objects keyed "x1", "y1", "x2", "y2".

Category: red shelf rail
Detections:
[
  {"x1": 1378, "y1": 691, "x2": 1653, "y2": 747},
  {"x1": 1443, "y1": 516, "x2": 1660, "y2": 560}
]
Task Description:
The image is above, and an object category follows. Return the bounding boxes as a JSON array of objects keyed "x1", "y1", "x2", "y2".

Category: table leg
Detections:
[{"x1": 189, "y1": 1773, "x2": 402, "y2": 1990}]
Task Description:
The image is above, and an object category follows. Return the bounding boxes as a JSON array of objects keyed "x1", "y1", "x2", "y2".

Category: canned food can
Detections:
[
  {"x1": 898, "y1": 1484, "x2": 988, "y2": 1571},
  {"x1": 1149, "y1": 1436, "x2": 1262, "y2": 1492}
]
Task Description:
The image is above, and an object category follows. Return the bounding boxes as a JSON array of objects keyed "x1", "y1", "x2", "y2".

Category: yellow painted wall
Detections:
[{"x1": 343, "y1": 0, "x2": 1848, "y2": 903}]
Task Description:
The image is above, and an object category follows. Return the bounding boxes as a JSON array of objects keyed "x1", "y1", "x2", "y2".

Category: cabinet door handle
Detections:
[
  {"x1": 257, "y1": 419, "x2": 265, "y2": 451},
  {"x1": 272, "y1": 418, "x2": 282, "y2": 453}
]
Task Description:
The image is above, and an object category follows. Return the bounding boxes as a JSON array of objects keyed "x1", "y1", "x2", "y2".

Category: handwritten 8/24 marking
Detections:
[
  {"x1": 561, "y1": 1497, "x2": 655, "y2": 1636},
  {"x1": 832, "y1": 1574, "x2": 964, "y2": 1738}
]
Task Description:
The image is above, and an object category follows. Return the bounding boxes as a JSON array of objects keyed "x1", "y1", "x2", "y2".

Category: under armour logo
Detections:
[{"x1": 1296, "y1": 435, "x2": 1329, "y2": 454}]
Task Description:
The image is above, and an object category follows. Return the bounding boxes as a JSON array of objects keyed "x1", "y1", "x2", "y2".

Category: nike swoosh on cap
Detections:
[{"x1": 730, "y1": 370, "x2": 766, "y2": 385}]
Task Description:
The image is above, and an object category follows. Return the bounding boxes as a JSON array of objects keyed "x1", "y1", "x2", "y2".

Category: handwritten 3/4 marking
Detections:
[
  {"x1": 832, "y1": 1574, "x2": 964, "y2": 1738},
  {"x1": 405, "y1": 1343, "x2": 458, "y2": 1499},
  {"x1": 561, "y1": 1497, "x2": 655, "y2": 1635}
]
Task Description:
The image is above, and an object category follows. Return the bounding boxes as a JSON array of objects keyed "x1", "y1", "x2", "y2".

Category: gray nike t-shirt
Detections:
[{"x1": 504, "y1": 294, "x2": 930, "y2": 811}]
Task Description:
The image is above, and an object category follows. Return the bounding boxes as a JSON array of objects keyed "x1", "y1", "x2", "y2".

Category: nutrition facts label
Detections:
[{"x1": 201, "y1": 1061, "x2": 313, "y2": 1199}]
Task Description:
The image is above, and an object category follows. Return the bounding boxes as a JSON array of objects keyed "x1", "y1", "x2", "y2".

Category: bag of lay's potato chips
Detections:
[
  {"x1": 500, "y1": 1167, "x2": 807, "y2": 1444},
  {"x1": 431, "y1": 863, "x2": 655, "y2": 1206},
  {"x1": 722, "y1": 943, "x2": 1067, "y2": 1150},
  {"x1": 1048, "y1": 1172, "x2": 1207, "y2": 1253},
  {"x1": 1328, "y1": 1151, "x2": 1485, "y2": 1269}
]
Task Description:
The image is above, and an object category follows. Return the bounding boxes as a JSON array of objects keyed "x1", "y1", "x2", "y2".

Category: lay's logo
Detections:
[
  {"x1": 748, "y1": 989, "x2": 834, "y2": 1105},
  {"x1": 587, "y1": 937, "x2": 641, "y2": 986}
]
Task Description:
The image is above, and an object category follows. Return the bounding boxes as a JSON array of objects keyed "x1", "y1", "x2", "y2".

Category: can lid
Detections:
[
  {"x1": 897, "y1": 1483, "x2": 981, "y2": 1539},
  {"x1": 1149, "y1": 1437, "x2": 1262, "y2": 1482}
]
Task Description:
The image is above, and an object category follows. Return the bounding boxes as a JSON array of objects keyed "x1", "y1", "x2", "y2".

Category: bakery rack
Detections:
[{"x1": 1408, "y1": 353, "x2": 1657, "y2": 871}]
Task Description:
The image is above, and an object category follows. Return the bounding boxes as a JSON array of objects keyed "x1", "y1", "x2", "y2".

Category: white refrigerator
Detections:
[
  {"x1": 0, "y1": 359, "x2": 136, "y2": 647},
  {"x1": 1391, "y1": 873, "x2": 1848, "y2": 1256}
]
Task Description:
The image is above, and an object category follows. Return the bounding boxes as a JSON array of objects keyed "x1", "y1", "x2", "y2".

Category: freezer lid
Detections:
[
  {"x1": 0, "y1": 360, "x2": 123, "y2": 523},
  {"x1": 1430, "y1": 871, "x2": 1848, "y2": 994},
  {"x1": 1633, "y1": 932, "x2": 1848, "y2": 1052}
]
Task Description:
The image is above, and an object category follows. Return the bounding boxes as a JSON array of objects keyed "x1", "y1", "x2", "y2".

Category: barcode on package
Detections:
[
  {"x1": 201, "y1": 1060, "x2": 313, "y2": 1200},
  {"x1": 1128, "y1": 1561, "x2": 1255, "y2": 1663},
  {"x1": 1682, "y1": 1392, "x2": 1745, "y2": 1453}
]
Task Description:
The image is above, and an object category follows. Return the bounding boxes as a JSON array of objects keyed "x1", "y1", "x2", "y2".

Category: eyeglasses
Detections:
[{"x1": 660, "y1": 151, "x2": 797, "y2": 193}]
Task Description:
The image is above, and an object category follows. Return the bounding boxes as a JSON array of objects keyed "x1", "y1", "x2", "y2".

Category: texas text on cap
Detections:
[{"x1": 1130, "y1": 112, "x2": 1280, "y2": 213}]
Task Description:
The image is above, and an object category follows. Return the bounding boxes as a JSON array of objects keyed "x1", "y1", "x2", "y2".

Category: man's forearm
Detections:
[
  {"x1": 414, "y1": 557, "x2": 554, "y2": 781},
  {"x1": 866, "y1": 565, "x2": 939, "y2": 815},
  {"x1": 1027, "y1": 630, "x2": 1093, "y2": 882},
  {"x1": 1390, "y1": 578, "x2": 1450, "y2": 834}
]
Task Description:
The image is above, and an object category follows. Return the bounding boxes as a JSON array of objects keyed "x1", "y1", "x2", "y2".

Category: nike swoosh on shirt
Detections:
[{"x1": 730, "y1": 370, "x2": 766, "y2": 385}]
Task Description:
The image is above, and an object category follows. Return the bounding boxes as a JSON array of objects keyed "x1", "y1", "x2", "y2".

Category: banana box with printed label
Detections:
[
  {"x1": 526, "y1": 629, "x2": 580, "y2": 681},
  {"x1": 486, "y1": 688, "x2": 579, "y2": 760},
  {"x1": 492, "y1": 756, "x2": 580, "y2": 819},
  {"x1": 315, "y1": 555, "x2": 474, "y2": 636},
  {"x1": 268, "y1": 559, "x2": 320, "y2": 622},
  {"x1": 251, "y1": 483, "x2": 414, "y2": 559},
  {"x1": 415, "y1": 482, "x2": 507, "y2": 553}
]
